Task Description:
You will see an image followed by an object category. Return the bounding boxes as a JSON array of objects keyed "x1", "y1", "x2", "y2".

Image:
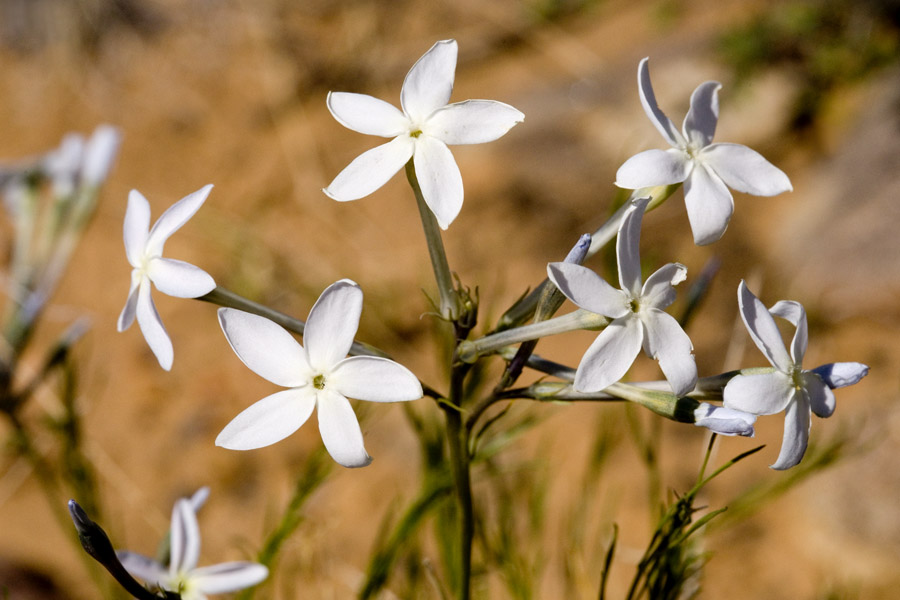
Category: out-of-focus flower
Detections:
[
  {"x1": 723, "y1": 282, "x2": 869, "y2": 469},
  {"x1": 216, "y1": 279, "x2": 423, "y2": 468},
  {"x1": 324, "y1": 39, "x2": 524, "y2": 229},
  {"x1": 547, "y1": 197, "x2": 697, "y2": 395},
  {"x1": 615, "y1": 58, "x2": 792, "y2": 245},
  {"x1": 117, "y1": 185, "x2": 216, "y2": 371},
  {"x1": 693, "y1": 402, "x2": 756, "y2": 437},
  {"x1": 118, "y1": 492, "x2": 267, "y2": 600}
]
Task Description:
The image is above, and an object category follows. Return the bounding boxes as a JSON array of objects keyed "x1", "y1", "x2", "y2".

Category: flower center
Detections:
[
  {"x1": 313, "y1": 374, "x2": 327, "y2": 390},
  {"x1": 409, "y1": 129, "x2": 423, "y2": 138},
  {"x1": 629, "y1": 298, "x2": 641, "y2": 313}
]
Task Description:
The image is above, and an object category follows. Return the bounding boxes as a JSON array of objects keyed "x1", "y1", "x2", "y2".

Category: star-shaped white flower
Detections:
[
  {"x1": 723, "y1": 282, "x2": 869, "y2": 469},
  {"x1": 117, "y1": 185, "x2": 217, "y2": 371},
  {"x1": 323, "y1": 39, "x2": 524, "y2": 229},
  {"x1": 216, "y1": 279, "x2": 423, "y2": 468},
  {"x1": 118, "y1": 492, "x2": 268, "y2": 600},
  {"x1": 547, "y1": 197, "x2": 697, "y2": 395},
  {"x1": 615, "y1": 58, "x2": 792, "y2": 245}
]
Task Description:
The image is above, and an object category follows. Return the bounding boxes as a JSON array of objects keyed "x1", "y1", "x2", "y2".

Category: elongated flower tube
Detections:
[
  {"x1": 324, "y1": 39, "x2": 524, "y2": 229},
  {"x1": 117, "y1": 185, "x2": 217, "y2": 370},
  {"x1": 547, "y1": 197, "x2": 697, "y2": 395},
  {"x1": 117, "y1": 493, "x2": 268, "y2": 600},
  {"x1": 723, "y1": 282, "x2": 869, "y2": 469},
  {"x1": 616, "y1": 58, "x2": 792, "y2": 245},
  {"x1": 216, "y1": 279, "x2": 423, "y2": 468}
]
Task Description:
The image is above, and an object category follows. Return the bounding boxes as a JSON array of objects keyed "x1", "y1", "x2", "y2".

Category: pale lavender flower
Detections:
[
  {"x1": 324, "y1": 39, "x2": 524, "y2": 229},
  {"x1": 117, "y1": 185, "x2": 216, "y2": 370},
  {"x1": 547, "y1": 197, "x2": 697, "y2": 395},
  {"x1": 616, "y1": 58, "x2": 792, "y2": 245},
  {"x1": 216, "y1": 279, "x2": 423, "y2": 468},
  {"x1": 723, "y1": 282, "x2": 868, "y2": 469},
  {"x1": 118, "y1": 492, "x2": 267, "y2": 600}
]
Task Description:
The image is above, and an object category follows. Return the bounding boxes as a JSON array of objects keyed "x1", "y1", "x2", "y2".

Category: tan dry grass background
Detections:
[{"x1": 1, "y1": 0, "x2": 899, "y2": 598}]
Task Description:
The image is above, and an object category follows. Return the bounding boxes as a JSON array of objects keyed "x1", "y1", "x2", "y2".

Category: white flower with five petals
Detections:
[
  {"x1": 117, "y1": 492, "x2": 268, "y2": 600},
  {"x1": 324, "y1": 39, "x2": 524, "y2": 229},
  {"x1": 723, "y1": 282, "x2": 868, "y2": 469},
  {"x1": 216, "y1": 279, "x2": 423, "y2": 468},
  {"x1": 117, "y1": 185, "x2": 217, "y2": 371},
  {"x1": 547, "y1": 197, "x2": 697, "y2": 396},
  {"x1": 615, "y1": 58, "x2": 792, "y2": 245}
]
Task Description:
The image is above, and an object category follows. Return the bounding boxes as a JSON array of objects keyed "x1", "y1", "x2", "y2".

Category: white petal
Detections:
[
  {"x1": 802, "y1": 371, "x2": 836, "y2": 418},
  {"x1": 189, "y1": 487, "x2": 210, "y2": 512},
  {"x1": 117, "y1": 552, "x2": 166, "y2": 584},
  {"x1": 683, "y1": 162, "x2": 733, "y2": 245},
  {"x1": 317, "y1": 389, "x2": 371, "y2": 468},
  {"x1": 811, "y1": 362, "x2": 869, "y2": 389},
  {"x1": 573, "y1": 315, "x2": 643, "y2": 393},
  {"x1": 326, "y1": 92, "x2": 409, "y2": 137},
  {"x1": 637, "y1": 57, "x2": 685, "y2": 148},
  {"x1": 323, "y1": 136, "x2": 414, "y2": 201},
  {"x1": 693, "y1": 403, "x2": 756, "y2": 437},
  {"x1": 330, "y1": 356, "x2": 423, "y2": 402},
  {"x1": 218, "y1": 308, "x2": 310, "y2": 387},
  {"x1": 135, "y1": 281, "x2": 173, "y2": 371},
  {"x1": 146, "y1": 184, "x2": 213, "y2": 257},
  {"x1": 614, "y1": 149, "x2": 691, "y2": 189},
  {"x1": 401, "y1": 39, "x2": 457, "y2": 123},
  {"x1": 425, "y1": 100, "x2": 524, "y2": 145},
  {"x1": 682, "y1": 81, "x2": 720, "y2": 148},
  {"x1": 81, "y1": 124, "x2": 121, "y2": 185},
  {"x1": 216, "y1": 388, "x2": 317, "y2": 450},
  {"x1": 413, "y1": 136, "x2": 463, "y2": 229},
  {"x1": 117, "y1": 274, "x2": 141, "y2": 331},
  {"x1": 701, "y1": 143, "x2": 792, "y2": 196},
  {"x1": 723, "y1": 371, "x2": 793, "y2": 416},
  {"x1": 617, "y1": 197, "x2": 650, "y2": 297},
  {"x1": 171, "y1": 499, "x2": 200, "y2": 574},
  {"x1": 123, "y1": 190, "x2": 150, "y2": 266},
  {"x1": 641, "y1": 308, "x2": 697, "y2": 396},
  {"x1": 737, "y1": 282, "x2": 793, "y2": 373},
  {"x1": 304, "y1": 280, "x2": 362, "y2": 371},
  {"x1": 193, "y1": 562, "x2": 269, "y2": 594},
  {"x1": 546, "y1": 262, "x2": 629, "y2": 318},
  {"x1": 769, "y1": 300, "x2": 808, "y2": 365},
  {"x1": 147, "y1": 258, "x2": 215, "y2": 298},
  {"x1": 770, "y1": 391, "x2": 810, "y2": 470},
  {"x1": 641, "y1": 263, "x2": 687, "y2": 310}
]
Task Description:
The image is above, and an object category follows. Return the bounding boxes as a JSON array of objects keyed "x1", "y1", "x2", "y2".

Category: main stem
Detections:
[{"x1": 445, "y1": 362, "x2": 473, "y2": 600}]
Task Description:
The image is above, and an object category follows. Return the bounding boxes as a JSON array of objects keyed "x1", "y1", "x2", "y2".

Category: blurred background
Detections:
[{"x1": 1, "y1": 0, "x2": 899, "y2": 598}]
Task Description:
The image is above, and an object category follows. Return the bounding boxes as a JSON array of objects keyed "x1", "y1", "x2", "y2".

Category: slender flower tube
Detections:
[
  {"x1": 324, "y1": 39, "x2": 524, "y2": 229},
  {"x1": 216, "y1": 279, "x2": 423, "y2": 468},
  {"x1": 723, "y1": 282, "x2": 869, "y2": 469},
  {"x1": 616, "y1": 58, "x2": 792, "y2": 245},
  {"x1": 117, "y1": 493, "x2": 268, "y2": 600},
  {"x1": 547, "y1": 197, "x2": 697, "y2": 395},
  {"x1": 117, "y1": 185, "x2": 217, "y2": 370}
]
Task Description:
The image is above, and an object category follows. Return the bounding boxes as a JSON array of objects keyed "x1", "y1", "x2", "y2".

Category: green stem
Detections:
[
  {"x1": 444, "y1": 362, "x2": 473, "y2": 600},
  {"x1": 405, "y1": 160, "x2": 458, "y2": 320},
  {"x1": 458, "y1": 309, "x2": 607, "y2": 363}
]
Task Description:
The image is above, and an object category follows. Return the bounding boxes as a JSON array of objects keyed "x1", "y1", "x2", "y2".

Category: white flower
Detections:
[
  {"x1": 547, "y1": 197, "x2": 697, "y2": 396},
  {"x1": 615, "y1": 58, "x2": 792, "y2": 245},
  {"x1": 118, "y1": 493, "x2": 268, "y2": 600},
  {"x1": 41, "y1": 125, "x2": 121, "y2": 195},
  {"x1": 723, "y1": 282, "x2": 869, "y2": 469},
  {"x1": 216, "y1": 279, "x2": 424, "y2": 468},
  {"x1": 324, "y1": 39, "x2": 524, "y2": 229},
  {"x1": 693, "y1": 402, "x2": 756, "y2": 437},
  {"x1": 117, "y1": 185, "x2": 217, "y2": 371}
]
